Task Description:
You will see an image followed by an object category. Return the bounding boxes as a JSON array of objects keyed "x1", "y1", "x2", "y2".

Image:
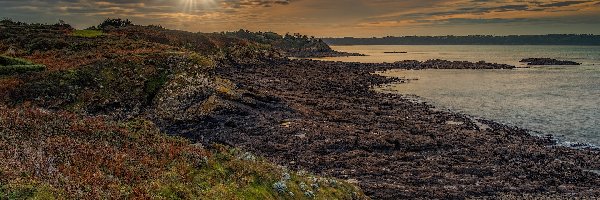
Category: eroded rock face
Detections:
[
  {"x1": 151, "y1": 72, "x2": 216, "y2": 122},
  {"x1": 520, "y1": 58, "x2": 581, "y2": 65}
]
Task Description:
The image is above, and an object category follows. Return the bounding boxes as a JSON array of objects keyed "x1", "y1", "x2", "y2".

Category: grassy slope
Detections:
[
  {"x1": 0, "y1": 107, "x2": 364, "y2": 199},
  {"x1": 0, "y1": 20, "x2": 368, "y2": 199}
]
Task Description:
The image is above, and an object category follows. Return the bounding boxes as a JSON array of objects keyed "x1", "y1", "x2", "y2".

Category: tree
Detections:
[{"x1": 98, "y1": 18, "x2": 133, "y2": 29}]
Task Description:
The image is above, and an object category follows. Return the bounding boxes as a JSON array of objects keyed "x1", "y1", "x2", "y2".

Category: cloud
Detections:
[
  {"x1": 221, "y1": 0, "x2": 295, "y2": 8},
  {"x1": 0, "y1": 0, "x2": 297, "y2": 17},
  {"x1": 539, "y1": 1, "x2": 590, "y2": 7},
  {"x1": 444, "y1": 18, "x2": 533, "y2": 24},
  {"x1": 0, "y1": 0, "x2": 298, "y2": 30},
  {"x1": 1, "y1": 0, "x2": 599, "y2": 36},
  {"x1": 361, "y1": 0, "x2": 600, "y2": 28}
]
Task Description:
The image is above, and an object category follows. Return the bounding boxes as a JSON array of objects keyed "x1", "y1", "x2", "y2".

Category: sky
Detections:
[{"x1": 1, "y1": 0, "x2": 599, "y2": 37}]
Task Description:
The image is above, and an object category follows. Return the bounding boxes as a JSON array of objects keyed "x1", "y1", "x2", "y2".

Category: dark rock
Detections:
[
  {"x1": 520, "y1": 58, "x2": 581, "y2": 65},
  {"x1": 383, "y1": 51, "x2": 407, "y2": 54},
  {"x1": 288, "y1": 50, "x2": 365, "y2": 58}
]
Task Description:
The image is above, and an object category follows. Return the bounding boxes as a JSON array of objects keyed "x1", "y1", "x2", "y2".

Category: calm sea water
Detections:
[{"x1": 321, "y1": 45, "x2": 600, "y2": 146}]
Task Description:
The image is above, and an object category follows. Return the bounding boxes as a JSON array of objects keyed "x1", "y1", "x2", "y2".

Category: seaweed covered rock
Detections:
[
  {"x1": 392, "y1": 59, "x2": 515, "y2": 69},
  {"x1": 215, "y1": 57, "x2": 600, "y2": 200},
  {"x1": 520, "y1": 58, "x2": 581, "y2": 65}
]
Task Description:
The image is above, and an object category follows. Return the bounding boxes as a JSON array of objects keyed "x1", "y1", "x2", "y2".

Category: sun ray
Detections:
[{"x1": 180, "y1": 0, "x2": 217, "y2": 13}]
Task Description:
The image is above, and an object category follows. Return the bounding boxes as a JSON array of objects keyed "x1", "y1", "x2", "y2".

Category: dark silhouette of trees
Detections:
[
  {"x1": 224, "y1": 30, "x2": 331, "y2": 51},
  {"x1": 98, "y1": 18, "x2": 133, "y2": 29}
]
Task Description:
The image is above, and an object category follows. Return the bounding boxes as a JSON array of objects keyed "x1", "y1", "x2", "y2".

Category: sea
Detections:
[{"x1": 317, "y1": 45, "x2": 600, "y2": 147}]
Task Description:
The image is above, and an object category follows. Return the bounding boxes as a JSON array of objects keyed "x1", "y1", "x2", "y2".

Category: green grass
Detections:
[
  {"x1": 149, "y1": 146, "x2": 367, "y2": 200},
  {"x1": 72, "y1": 29, "x2": 104, "y2": 38},
  {"x1": 145, "y1": 71, "x2": 170, "y2": 103},
  {"x1": 0, "y1": 55, "x2": 45, "y2": 75},
  {"x1": 0, "y1": 55, "x2": 33, "y2": 66},
  {"x1": 0, "y1": 183, "x2": 59, "y2": 200}
]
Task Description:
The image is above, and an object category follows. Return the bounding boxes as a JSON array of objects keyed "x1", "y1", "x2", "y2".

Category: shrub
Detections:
[
  {"x1": 98, "y1": 18, "x2": 133, "y2": 29},
  {"x1": 27, "y1": 38, "x2": 69, "y2": 52},
  {"x1": 0, "y1": 65, "x2": 45, "y2": 75},
  {"x1": 0, "y1": 55, "x2": 45, "y2": 75},
  {"x1": 0, "y1": 18, "x2": 19, "y2": 26},
  {"x1": 189, "y1": 53, "x2": 214, "y2": 69},
  {"x1": 0, "y1": 77, "x2": 22, "y2": 96},
  {"x1": 0, "y1": 183, "x2": 59, "y2": 199},
  {"x1": 71, "y1": 30, "x2": 104, "y2": 38},
  {"x1": 0, "y1": 55, "x2": 32, "y2": 65}
]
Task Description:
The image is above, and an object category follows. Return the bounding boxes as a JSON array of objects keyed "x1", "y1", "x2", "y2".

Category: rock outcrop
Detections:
[{"x1": 520, "y1": 58, "x2": 581, "y2": 65}]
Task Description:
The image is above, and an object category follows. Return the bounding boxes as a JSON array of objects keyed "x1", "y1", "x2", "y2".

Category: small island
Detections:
[
  {"x1": 383, "y1": 51, "x2": 408, "y2": 54},
  {"x1": 520, "y1": 58, "x2": 581, "y2": 65}
]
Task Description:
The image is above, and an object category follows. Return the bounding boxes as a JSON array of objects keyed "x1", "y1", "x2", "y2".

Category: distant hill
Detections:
[
  {"x1": 222, "y1": 29, "x2": 363, "y2": 57},
  {"x1": 322, "y1": 34, "x2": 600, "y2": 45}
]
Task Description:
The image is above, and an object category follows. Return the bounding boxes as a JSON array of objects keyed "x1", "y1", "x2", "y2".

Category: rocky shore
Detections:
[
  {"x1": 520, "y1": 58, "x2": 581, "y2": 65},
  {"x1": 2, "y1": 21, "x2": 598, "y2": 199},
  {"x1": 166, "y1": 58, "x2": 599, "y2": 199},
  {"x1": 391, "y1": 59, "x2": 515, "y2": 69}
]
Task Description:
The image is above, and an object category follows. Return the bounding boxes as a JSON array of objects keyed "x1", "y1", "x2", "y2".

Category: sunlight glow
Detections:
[{"x1": 180, "y1": 0, "x2": 217, "y2": 13}]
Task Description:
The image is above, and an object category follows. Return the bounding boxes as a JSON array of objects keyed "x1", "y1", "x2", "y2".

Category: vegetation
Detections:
[
  {"x1": 0, "y1": 55, "x2": 34, "y2": 66},
  {"x1": 71, "y1": 30, "x2": 104, "y2": 38},
  {"x1": 97, "y1": 18, "x2": 133, "y2": 29},
  {"x1": 0, "y1": 55, "x2": 45, "y2": 75},
  {"x1": 0, "y1": 107, "x2": 364, "y2": 199},
  {"x1": 0, "y1": 19, "x2": 367, "y2": 199},
  {"x1": 224, "y1": 29, "x2": 341, "y2": 57},
  {"x1": 0, "y1": 21, "x2": 174, "y2": 70}
]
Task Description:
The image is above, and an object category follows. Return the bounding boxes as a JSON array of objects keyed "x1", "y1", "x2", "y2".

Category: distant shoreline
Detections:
[
  {"x1": 322, "y1": 34, "x2": 600, "y2": 46},
  {"x1": 328, "y1": 44, "x2": 600, "y2": 46}
]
